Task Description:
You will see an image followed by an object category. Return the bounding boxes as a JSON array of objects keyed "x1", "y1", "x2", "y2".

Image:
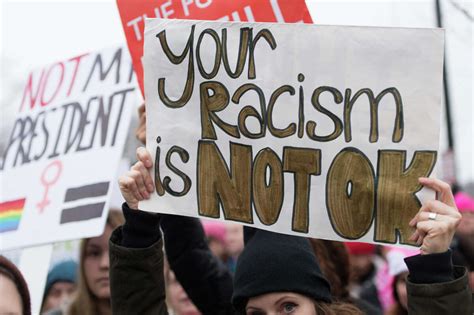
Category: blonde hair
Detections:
[{"x1": 67, "y1": 209, "x2": 124, "y2": 315}]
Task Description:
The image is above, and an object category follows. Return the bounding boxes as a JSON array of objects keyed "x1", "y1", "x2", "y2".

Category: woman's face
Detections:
[
  {"x1": 457, "y1": 212, "x2": 474, "y2": 236},
  {"x1": 246, "y1": 292, "x2": 317, "y2": 315},
  {"x1": 42, "y1": 281, "x2": 76, "y2": 312},
  {"x1": 396, "y1": 272, "x2": 408, "y2": 310},
  {"x1": 225, "y1": 224, "x2": 244, "y2": 257},
  {"x1": 167, "y1": 270, "x2": 201, "y2": 315},
  {"x1": 0, "y1": 273, "x2": 23, "y2": 314},
  {"x1": 83, "y1": 224, "x2": 112, "y2": 300}
]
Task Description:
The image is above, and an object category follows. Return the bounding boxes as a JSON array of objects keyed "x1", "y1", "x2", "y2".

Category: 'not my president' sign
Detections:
[
  {"x1": 141, "y1": 19, "x2": 444, "y2": 246},
  {"x1": 0, "y1": 46, "x2": 136, "y2": 250}
]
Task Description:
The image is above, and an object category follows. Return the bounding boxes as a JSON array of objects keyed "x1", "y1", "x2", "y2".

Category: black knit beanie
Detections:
[
  {"x1": 0, "y1": 255, "x2": 31, "y2": 315},
  {"x1": 232, "y1": 228, "x2": 332, "y2": 312}
]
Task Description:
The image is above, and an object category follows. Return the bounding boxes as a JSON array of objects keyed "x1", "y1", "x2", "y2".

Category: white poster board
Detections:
[
  {"x1": 0, "y1": 46, "x2": 136, "y2": 250},
  {"x1": 142, "y1": 19, "x2": 444, "y2": 246}
]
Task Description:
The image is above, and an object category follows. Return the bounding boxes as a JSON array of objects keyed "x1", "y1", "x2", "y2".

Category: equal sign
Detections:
[{"x1": 60, "y1": 182, "x2": 110, "y2": 224}]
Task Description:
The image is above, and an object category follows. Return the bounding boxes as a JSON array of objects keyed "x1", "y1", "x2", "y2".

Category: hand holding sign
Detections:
[
  {"x1": 118, "y1": 147, "x2": 154, "y2": 209},
  {"x1": 409, "y1": 178, "x2": 461, "y2": 255}
]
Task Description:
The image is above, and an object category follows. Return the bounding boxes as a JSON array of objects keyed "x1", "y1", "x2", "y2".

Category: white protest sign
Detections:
[
  {"x1": 0, "y1": 46, "x2": 136, "y2": 250},
  {"x1": 142, "y1": 19, "x2": 444, "y2": 246}
]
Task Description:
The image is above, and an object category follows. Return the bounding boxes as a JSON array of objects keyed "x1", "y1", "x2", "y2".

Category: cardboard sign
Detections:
[
  {"x1": 116, "y1": 0, "x2": 312, "y2": 94},
  {"x1": 141, "y1": 19, "x2": 444, "y2": 246},
  {"x1": 0, "y1": 46, "x2": 136, "y2": 250}
]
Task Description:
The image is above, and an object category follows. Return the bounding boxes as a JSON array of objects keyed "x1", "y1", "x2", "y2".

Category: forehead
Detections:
[
  {"x1": 86, "y1": 225, "x2": 112, "y2": 247},
  {"x1": 0, "y1": 273, "x2": 22, "y2": 313},
  {"x1": 248, "y1": 292, "x2": 305, "y2": 305},
  {"x1": 227, "y1": 224, "x2": 242, "y2": 232},
  {"x1": 51, "y1": 281, "x2": 75, "y2": 290}
]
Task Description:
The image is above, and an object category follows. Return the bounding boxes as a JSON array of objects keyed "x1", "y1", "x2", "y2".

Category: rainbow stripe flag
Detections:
[{"x1": 0, "y1": 198, "x2": 26, "y2": 233}]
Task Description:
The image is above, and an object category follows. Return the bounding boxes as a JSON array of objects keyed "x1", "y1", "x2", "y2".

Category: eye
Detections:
[
  {"x1": 282, "y1": 302, "x2": 297, "y2": 314},
  {"x1": 86, "y1": 249, "x2": 101, "y2": 258},
  {"x1": 50, "y1": 289, "x2": 61, "y2": 297}
]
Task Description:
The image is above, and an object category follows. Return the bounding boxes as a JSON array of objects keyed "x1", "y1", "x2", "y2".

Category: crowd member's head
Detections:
[
  {"x1": 0, "y1": 255, "x2": 31, "y2": 315},
  {"x1": 309, "y1": 239, "x2": 351, "y2": 300},
  {"x1": 202, "y1": 220, "x2": 227, "y2": 261},
  {"x1": 454, "y1": 192, "x2": 474, "y2": 237},
  {"x1": 41, "y1": 260, "x2": 78, "y2": 313},
  {"x1": 384, "y1": 248, "x2": 419, "y2": 315},
  {"x1": 345, "y1": 242, "x2": 376, "y2": 283},
  {"x1": 453, "y1": 191, "x2": 474, "y2": 291},
  {"x1": 225, "y1": 223, "x2": 244, "y2": 258},
  {"x1": 68, "y1": 210, "x2": 124, "y2": 315},
  {"x1": 310, "y1": 239, "x2": 385, "y2": 314},
  {"x1": 232, "y1": 228, "x2": 362, "y2": 314},
  {"x1": 164, "y1": 259, "x2": 201, "y2": 315}
]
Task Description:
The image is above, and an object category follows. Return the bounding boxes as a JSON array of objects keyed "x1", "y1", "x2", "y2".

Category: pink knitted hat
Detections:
[
  {"x1": 454, "y1": 192, "x2": 474, "y2": 213},
  {"x1": 201, "y1": 220, "x2": 226, "y2": 244}
]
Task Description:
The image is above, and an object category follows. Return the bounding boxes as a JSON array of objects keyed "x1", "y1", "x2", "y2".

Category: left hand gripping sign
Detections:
[
  {"x1": 0, "y1": 46, "x2": 136, "y2": 251},
  {"x1": 141, "y1": 19, "x2": 444, "y2": 247}
]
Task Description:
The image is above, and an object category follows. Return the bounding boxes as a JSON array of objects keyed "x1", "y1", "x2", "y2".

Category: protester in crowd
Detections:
[
  {"x1": 451, "y1": 191, "x2": 474, "y2": 291},
  {"x1": 164, "y1": 259, "x2": 202, "y2": 315},
  {"x1": 225, "y1": 223, "x2": 244, "y2": 273},
  {"x1": 404, "y1": 177, "x2": 472, "y2": 313},
  {"x1": 202, "y1": 220, "x2": 227, "y2": 261},
  {"x1": 309, "y1": 239, "x2": 381, "y2": 315},
  {"x1": 309, "y1": 239, "x2": 350, "y2": 299},
  {"x1": 382, "y1": 248, "x2": 419, "y2": 315},
  {"x1": 0, "y1": 255, "x2": 31, "y2": 315},
  {"x1": 111, "y1": 147, "x2": 472, "y2": 314},
  {"x1": 68, "y1": 210, "x2": 123, "y2": 315},
  {"x1": 375, "y1": 246, "x2": 396, "y2": 312},
  {"x1": 44, "y1": 210, "x2": 124, "y2": 315},
  {"x1": 346, "y1": 242, "x2": 383, "y2": 311},
  {"x1": 113, "y1": 149, "x2": 233, "y2": 314},
  {"x1": 232, "y1": 227, "x2": 362, "y2": 314},
  {"x1": 41, "y1": 260, "x2": 78, "y2": 314},
  {"x1": 135, "y1": 103, "x2": 234, "y2": 309}
]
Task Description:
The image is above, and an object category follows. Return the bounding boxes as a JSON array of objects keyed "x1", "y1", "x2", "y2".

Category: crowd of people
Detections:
[{"x1": 0, "y1": 104, "x2": 473, "y2": 315}]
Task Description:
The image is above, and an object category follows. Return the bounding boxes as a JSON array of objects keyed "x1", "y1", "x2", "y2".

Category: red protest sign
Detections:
[{"x1": 116, "y1": 0, "x2": 313, "y2": 95}]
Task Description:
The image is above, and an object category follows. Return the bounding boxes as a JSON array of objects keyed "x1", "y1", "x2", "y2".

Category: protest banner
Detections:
[
  {"x1": 141, "y1": 19, "x2": 445, "y2": 246},
  {"x1": 0, "y1": 46, "x2": 137, "y2": 250},
  {"x1": 116, "y1": 0, "x2": 312, "y2": 94}
]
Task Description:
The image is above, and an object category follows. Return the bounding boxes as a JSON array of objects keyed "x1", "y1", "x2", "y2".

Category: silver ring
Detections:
[{"x1": 428, "y1": 212, "x2": 438, "y2": 221}]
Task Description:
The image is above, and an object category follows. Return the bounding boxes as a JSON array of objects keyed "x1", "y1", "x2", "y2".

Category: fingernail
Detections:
[
  {"x1": 143, "y1": 191, "x2": 149, "y2": 199},
  {"x1": 146, "y1": 160, "x2": 152, "y2": 167},
  {"x1": 148, "y1": 184, "x2": 154, "y2": 192}
]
